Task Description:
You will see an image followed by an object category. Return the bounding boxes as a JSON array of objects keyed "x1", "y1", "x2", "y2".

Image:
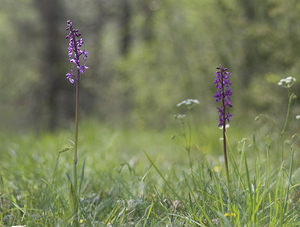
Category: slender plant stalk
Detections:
[
  {"x1": 281, "y1": 92, "x2": 295, "y2": 136},
  {"x1": 280, "y1": 92, "x2": 296, "y2": 161},
  {"x1": 221, "y1": 76, "x2": 230, "y2": 185},
  {"x1": 73, "y1": 74, "x2": 80, "y2": 225},
  {"x1": 223, "y1": 123, "x2": 230, "y2": 184},
  {"x1": 186, "y1": 122, "x2": 193, "y2": 171}
]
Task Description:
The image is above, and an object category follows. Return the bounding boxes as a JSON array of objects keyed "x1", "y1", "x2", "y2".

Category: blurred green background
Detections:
[{"x1": 0, "y1": 0, "x2": 300, "y2": 132}]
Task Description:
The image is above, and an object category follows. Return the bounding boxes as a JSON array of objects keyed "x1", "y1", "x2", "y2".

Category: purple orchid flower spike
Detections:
[
  {"x1": 65, "y1": 20, "x2": 88, "y2": 83},
  {"x1": 214, "y1": 65, "x2": 232, "y2": 127}
]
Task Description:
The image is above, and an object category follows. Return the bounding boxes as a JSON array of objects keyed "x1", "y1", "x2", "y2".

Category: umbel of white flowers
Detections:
[
  {"x1": 176, "y1": 99, "x2": 200, "y2": 107},
  {"x1": 278, "y1": 76, "x2": 296, "y2": 88}
]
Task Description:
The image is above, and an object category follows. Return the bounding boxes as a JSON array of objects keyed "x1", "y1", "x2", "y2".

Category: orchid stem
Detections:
[
  {"x1": 223, "y1": 125, "x2": 230, "y2": 185},
  {"x1": 73, "y1": 75, "x2": 80, "y2": 226}
]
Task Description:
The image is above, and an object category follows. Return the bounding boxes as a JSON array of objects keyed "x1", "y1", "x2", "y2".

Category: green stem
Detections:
[
  {"x1": 187, "y1": 122, "x2": 193, "y2": 171},
  {"x1": 280, "y1": 93, "x2": 294, "y2": 136},
  {"x1": 73, "y1": 74, "x2": 80, "y2": 226},
  {"x1": 223, "y1": 125, "x2": 230, "y2": 185},
  {"x1": 280, "y1": 93, "x2": 296, "y2": 161}
]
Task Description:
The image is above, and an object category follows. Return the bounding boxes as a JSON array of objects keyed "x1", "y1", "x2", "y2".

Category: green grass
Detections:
[{"x1": 0, "y1": 120, "x2": 299, "y2": 226}]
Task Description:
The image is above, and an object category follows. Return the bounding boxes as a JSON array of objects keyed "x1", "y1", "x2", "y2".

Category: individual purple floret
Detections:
[
  {"x1": 213, "y1": 65, "x2": 232, "y2": 127},
  {"x1": 65, "y1": 20, "x2": 88, "y2": 83}
]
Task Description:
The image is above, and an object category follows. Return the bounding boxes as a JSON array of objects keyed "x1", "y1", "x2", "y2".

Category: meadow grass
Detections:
[{"x1": 0, "y1": 120, "x2": 299, "y2": 226}]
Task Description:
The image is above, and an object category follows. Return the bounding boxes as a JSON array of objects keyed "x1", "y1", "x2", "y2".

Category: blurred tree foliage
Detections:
[{"x1": 0, "y1": 0, "x2": 299, "y2": 130}]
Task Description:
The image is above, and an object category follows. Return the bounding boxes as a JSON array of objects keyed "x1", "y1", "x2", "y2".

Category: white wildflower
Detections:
[
  {"x1": 296, "y1": 115, "x2": 300, "y2": 120},
  {"x1": 176, "y1": 99, "x2": 199, "y2": 107},
  {"x1": 278, "y1": 76, "x2": 296, "y2": 88}
]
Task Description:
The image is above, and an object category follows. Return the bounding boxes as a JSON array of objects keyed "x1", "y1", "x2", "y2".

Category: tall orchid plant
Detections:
[
  {"x1": 65, "y1": 20, "x2": 88, "y2": 225},
  {"x1": 214, "y1": 65, "x2": 232, "y2": 184}
]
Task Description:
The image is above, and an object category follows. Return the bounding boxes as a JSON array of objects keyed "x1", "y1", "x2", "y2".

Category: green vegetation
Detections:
[{"x1": 0, "y1": 119, "x2": 299, "y2": 226}]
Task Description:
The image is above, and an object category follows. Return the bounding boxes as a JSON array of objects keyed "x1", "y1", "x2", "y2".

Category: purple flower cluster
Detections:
[
  {"x1": 213, "y1": 65, "x2": 232, "y2": 127},
  {"x1": 65, "y1": 20, "x2": 88, "y2": 84}
]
